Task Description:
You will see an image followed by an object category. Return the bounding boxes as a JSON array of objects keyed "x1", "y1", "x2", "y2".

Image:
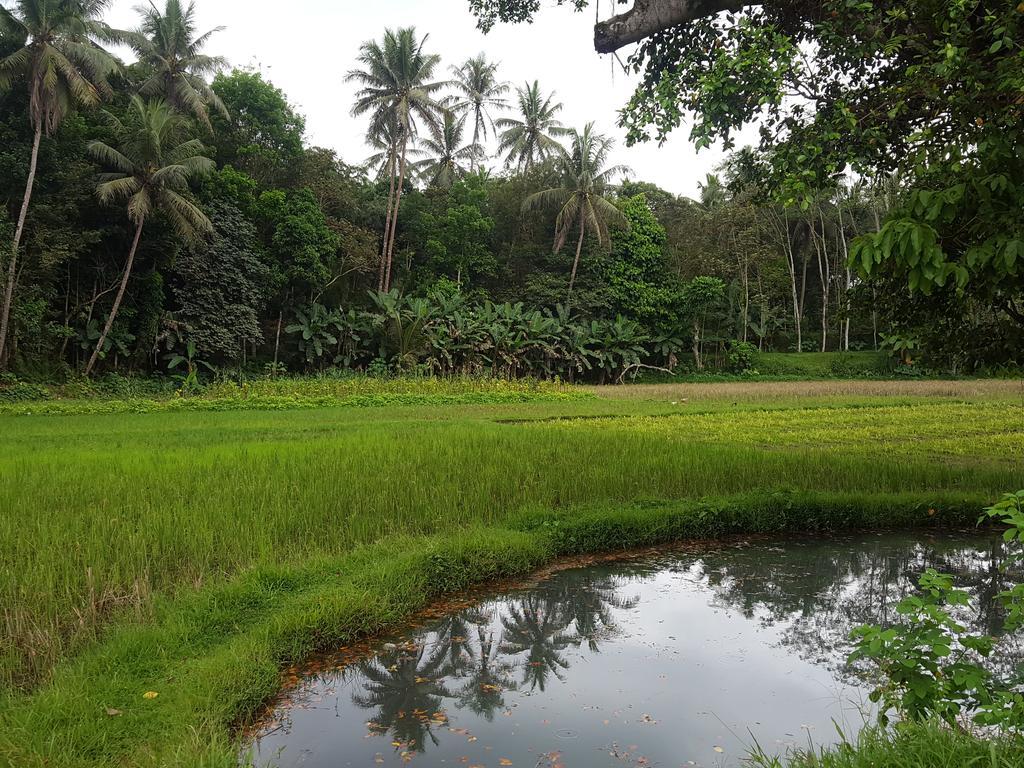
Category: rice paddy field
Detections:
[{"x1": 1, "y1": 377, "x2": 1022, "y2": 767}]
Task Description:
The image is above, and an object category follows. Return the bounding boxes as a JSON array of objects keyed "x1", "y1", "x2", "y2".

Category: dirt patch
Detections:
[{"x1": 585, "y1": 379, "x2": 1024, "y2": 401}]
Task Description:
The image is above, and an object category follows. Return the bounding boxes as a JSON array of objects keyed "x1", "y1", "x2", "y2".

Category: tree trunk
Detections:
[
  {"x1": 692, "y1": 317, "x2": 702, "y2": 371},
  {"x1": 85, "y1": 219, "x2": 144, "y2": 376},
  {"x1": 799, "y1": 229, "x2": 809, "y2": 353},
  {"x1": 383, "y1": 136, "x2": 410, "y2": 292},
  {"x1": 0, "y1": 121, "x2": 43, "y2": 369},
  {"x1": 740, "y1": 251, "x2": 750, "y2": 343},
  {"x1": 771, "y1": 206, "x2": 802, "y2": 354},
  {"x1": 786, "y1": 244, "x2": 802, "y2": 353},
  {"x1": 272, "y1": 309, "x2": 283, "y2": 375},
  {"x1": 811, "y1": 209, "x2": 830, "y2": 353},
  {"x1": 871, "y1": 285, "x2": 878, "y2": 350},
  {"x1": 378, "y1": 147, "x2": 397, "y2": 291},
  {"x1": 566, "y1": 216, "x2": 586, "y2": 310},
  {"x1": 838, "y1": 220, "x2": 852, "y2": 352}
]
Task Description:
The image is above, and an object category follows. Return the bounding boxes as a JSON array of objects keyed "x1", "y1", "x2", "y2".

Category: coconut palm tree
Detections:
[
  {"x1": 448, "y1": 53, "x2": 507, "y2": 168},
  {"x1": 697, "y1": 173, "x2": 727, "y2": 210},
  {"x1": 0, "y1": 0, "x2": 121, "y2": 368},
  {"x1": 414, "y1": 110, "x2": 483, "y2": 188},
  {"x1": 523, "y1": 123, "x2": 629, "y2": 306},
  {"x1": 84, "y1": 96, "x2": 214, "y2": 375},
  {"x1": 495, "y1": 80, "x2": 566, "y2": 173},
  {"x1": 122, "y1": 0, "x2": 228, "y2": 131},
  {"x1": 364, "y1": 114, "x2": 409, "y2": 180},
  {"x1": 347, "y1": 27, "x2": 444, "y2": 291}
]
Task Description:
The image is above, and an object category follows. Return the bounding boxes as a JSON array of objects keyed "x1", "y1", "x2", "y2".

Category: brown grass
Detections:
[{"x1": 585, "y1": 379, "x2": 1024, "y2": 402}]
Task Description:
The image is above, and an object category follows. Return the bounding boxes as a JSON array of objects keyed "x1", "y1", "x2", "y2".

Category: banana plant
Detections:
[
  {"x1": 286, "y1": 304, "x2": 343, "y2": 367},
  {"x1": 78, "y1": 315, "x2": 136, "y2": 369},
  {"x1": 165, "y1": 341, "x2": 214, "y2": 393}
]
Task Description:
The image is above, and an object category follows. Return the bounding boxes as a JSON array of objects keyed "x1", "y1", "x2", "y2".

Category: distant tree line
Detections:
[{"x1": 0, "y1": 0, "x2": 1018, "y2": 382}]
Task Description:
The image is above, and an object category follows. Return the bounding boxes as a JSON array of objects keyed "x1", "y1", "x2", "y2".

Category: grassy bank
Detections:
[
  {"x1": 750, "y1": 721, "x2": 1024, "y2": 767},
  {"x1": 1, "y1": 380, "x2": 1022, "y2": 766}
]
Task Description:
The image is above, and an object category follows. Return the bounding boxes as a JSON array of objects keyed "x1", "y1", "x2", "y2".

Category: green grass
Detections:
[
  {"x1": 0, "y1": 381, "x2": 1022, "y2": 766},
  {"x1": 749, "y1": 722, "x2": 1024, "y2": 767},
  {"x1": 754, "y1": 350, "x2": 891, "y2": 377},
  {"x1": 0, "y1": 375, "x2": 588, "y2": 415}
]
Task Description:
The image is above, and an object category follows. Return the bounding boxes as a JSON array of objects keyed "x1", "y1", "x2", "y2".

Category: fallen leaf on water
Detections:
[
  {"x1": 713, "y1": 746, "x2": 725, "y2": 753},
  {"x1": 105, "y1": 708, "x2": 121, "y2": 716},
  {"x1": 142, "y1": 691, "x2": 159, "y2": 700},
  {"x1": 499, "y1": 760, "x2": 513, "y2": 766}
]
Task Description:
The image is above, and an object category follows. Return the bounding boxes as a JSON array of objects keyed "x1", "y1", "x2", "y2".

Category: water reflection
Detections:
[{"x1": 248, "y1": 532, "x2": 1021, "y2": 768}]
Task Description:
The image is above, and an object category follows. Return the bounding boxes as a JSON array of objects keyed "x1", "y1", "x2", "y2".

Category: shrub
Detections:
[
  {"x1": 0, "y1": 377, "x2": 50, "y2": 403},
  {"x1": 726, "y1": 341, "x2": 758, "y2": 373}
]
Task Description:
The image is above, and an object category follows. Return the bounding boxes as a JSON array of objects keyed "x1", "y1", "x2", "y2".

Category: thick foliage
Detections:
[{"x1": 851, "y1": 492, "x2": 1024, "y2": 731}]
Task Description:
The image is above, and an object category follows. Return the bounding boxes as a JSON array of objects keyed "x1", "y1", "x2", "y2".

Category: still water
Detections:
[{"x1": 246, "y1": 532, "x2": 1020, "y2": 768}]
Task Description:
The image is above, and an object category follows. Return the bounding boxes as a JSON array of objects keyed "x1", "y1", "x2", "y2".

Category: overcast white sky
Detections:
[{"x1": 104, "y1": 0, "x2": 758, "y2": 198}]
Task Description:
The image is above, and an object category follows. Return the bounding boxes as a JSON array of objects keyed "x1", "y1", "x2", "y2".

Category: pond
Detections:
[{"x1": 245, "y1": 531, "x2": 1020, "y2": 768}]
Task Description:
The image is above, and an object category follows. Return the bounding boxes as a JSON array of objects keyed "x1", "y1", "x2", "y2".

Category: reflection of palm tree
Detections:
[
  {"x1": 456, "y1": 627, "x2": 518, "y2": 720},
  {"x1": 499, "y1": 595, "x2": 573, "y2": 691},
  {"x1": 352, "y1": 644, "x2": 453, "y2": 751},
  {"x1": 547, "y1": 574, "x2": 637, "y2": 652},
  {"x1": 434, "y1": 608, "x2": 491, "y2": 670}
]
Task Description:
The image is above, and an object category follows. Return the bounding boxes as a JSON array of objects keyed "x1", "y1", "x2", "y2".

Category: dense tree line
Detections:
[{"x1": 0, "y1": 0, "x2": 1018, "y2": 382}]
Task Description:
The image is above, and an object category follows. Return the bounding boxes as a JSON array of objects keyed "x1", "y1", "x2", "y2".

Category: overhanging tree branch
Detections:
[{"x1": 594, "y1": 0, "x2": 752, "y2": 53}]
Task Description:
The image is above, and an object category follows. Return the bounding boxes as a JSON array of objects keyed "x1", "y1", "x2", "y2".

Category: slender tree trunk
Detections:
[
  {"x1": 741, "y1": 252, "x2": 750, "y2": 343},
  {"x1": 85, "y1": 219, "x2": 144, "y2": 376},
  {"x1": 566, "y1": 216, "x2": 586, "y2": 310},
  {"x1": 773, "y1": 207, "x2": 802, "y2": 353},
  {"x1": 786, "y1": 245, "x2": 802, "y2": 353},
  {"x1": 871, "y1": 285, "x2": 879, "y2": 350},
  {"x1": 692, "y1": 317, "x2": 702, "y2": 371},
  {"x1": 811, "y1": 209, "x2": 830, "y2": 353},
  {"x1": 837, "y1": 209, "x2": 852, "y2": 352},
  {"x1": 272, "y1": 309, "x2": 283, "y2": 375},
  {"x1": 0, "y1": 121, "x2": 43, "y2": 369},
  {"x1": 378, "y1": 147, "x2": 397, "y2": 291},
  {"x1": 799, "y1": 231, "x2": 809, "y2": 353},
  {"x1": 383, "y1": 136, "x2": 410, "y2": 292}
]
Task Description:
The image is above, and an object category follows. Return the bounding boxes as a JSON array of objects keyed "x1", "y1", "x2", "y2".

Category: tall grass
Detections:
[
  {"x1": 2, "y1": 392, "x2": 1021, "y2": 692},
  {"x1": 748, "y1": 722, "x2": 1024, "y2": 767}
]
